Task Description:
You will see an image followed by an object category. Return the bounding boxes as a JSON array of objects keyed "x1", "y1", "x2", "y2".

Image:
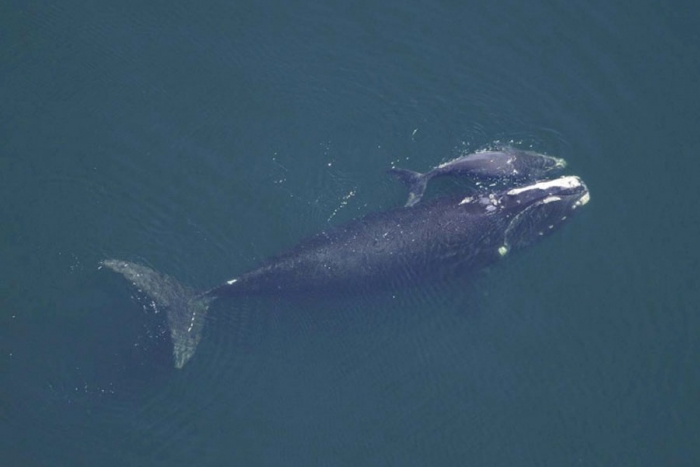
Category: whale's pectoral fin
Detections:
[
  {"x1": 101, "y1": 259, "x2": 213, "y2": 369},
  {"x1": 387, "y1": 167, "x2": 429, "y2": 207}
]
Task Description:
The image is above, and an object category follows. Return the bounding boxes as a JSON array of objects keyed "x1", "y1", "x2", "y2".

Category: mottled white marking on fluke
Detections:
[{"x1": 101, "y1": 259, "x2": 213, "y2": 369}]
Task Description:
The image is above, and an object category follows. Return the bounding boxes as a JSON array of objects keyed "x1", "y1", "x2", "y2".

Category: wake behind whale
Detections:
[{"x1": 102, "y1": 158, "x2": 590, "y2": 369}]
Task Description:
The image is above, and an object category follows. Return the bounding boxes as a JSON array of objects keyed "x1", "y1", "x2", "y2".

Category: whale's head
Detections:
[
  {"x1": 508, "y1": 148, "x2": 568, "y2": 179},
  {"x1": 496, "y1": 175, "x2": 590, "y2": 255}
]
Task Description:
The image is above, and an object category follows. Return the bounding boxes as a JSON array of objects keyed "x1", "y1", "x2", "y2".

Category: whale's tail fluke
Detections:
[
  {"x1": 101, "y1": 259, "x2": 213, "y2": 369},
  {"x1": 387, "y1": 167, "x2": 429, "y2": 207}
]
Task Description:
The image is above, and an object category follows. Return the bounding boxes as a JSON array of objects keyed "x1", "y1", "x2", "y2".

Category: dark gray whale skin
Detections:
[
  {"x1": 102, "y1": 175, "x2": 589, "y2": 369},
  {"x1": 389, "y1": 147, "x2": 567, "y2": 207}
]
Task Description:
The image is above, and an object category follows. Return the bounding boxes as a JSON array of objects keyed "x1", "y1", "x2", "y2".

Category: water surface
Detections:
[{"x1": 1, "y1": 1, "x2": 699, "y2": 465}]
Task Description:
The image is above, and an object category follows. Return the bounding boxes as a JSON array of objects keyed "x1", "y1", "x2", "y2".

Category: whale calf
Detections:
[
  {"x1": 103, "y1": 175, "x2": 589, "y2": 369},
  {"x1": 388, "y1": 147, "x2": 567, "y2": 207}
]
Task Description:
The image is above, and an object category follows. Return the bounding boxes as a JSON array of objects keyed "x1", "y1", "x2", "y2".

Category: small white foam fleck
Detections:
[
  {"x1": 187, "y1": 312, "x2": 196, "y2": 332},
  {"x1": 327, "y1": 189, "x2": 357, "y2": 222},
  {"x1": 498, "y1": 246, "x2": 508, "y2": 256},
  {"x1": 227, "y1": 278, "x2": 238, "y2": 285},
  {"x1": 458, "y1": 196, "x2": 474, "y2": 205}
]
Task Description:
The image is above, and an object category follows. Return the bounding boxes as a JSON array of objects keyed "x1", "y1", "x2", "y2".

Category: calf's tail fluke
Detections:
[
  {"x1": 100, "y1": 259, "x2": 214, "y2": 369},
  {"x1": 387, "y1": 167, "x2": 429, "y2": 207}
]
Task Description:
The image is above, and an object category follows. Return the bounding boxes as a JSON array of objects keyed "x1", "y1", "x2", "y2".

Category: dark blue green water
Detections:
[{"x1": 2, "y1": 1, "x2": 699, "y2": 465}]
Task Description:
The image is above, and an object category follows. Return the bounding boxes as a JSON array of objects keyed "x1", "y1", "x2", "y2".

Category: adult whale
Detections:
[
  {"x1": 103, "y1": 175, "x2": 590, "y2": 368},
  {"x1": 388, "y1": 147, "x2": 567, "y2": 207}
]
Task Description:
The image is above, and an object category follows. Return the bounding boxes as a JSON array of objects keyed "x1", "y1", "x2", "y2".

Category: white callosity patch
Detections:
[
  {"x1": 478, "y1": 193, "x2": 501, "y2": 212},
  {"x1": 573, "y1": 191, "x2": 591, "y2": 208},
  {"x1": 507, "y1": 176, "x2": 583, "y2": 196},
  {"x1": 554, "y1": 157, "x2": 568, "y2": 169},
  {"x1": 541, "y1": 196, "x2": 562, "y2": 204}
]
